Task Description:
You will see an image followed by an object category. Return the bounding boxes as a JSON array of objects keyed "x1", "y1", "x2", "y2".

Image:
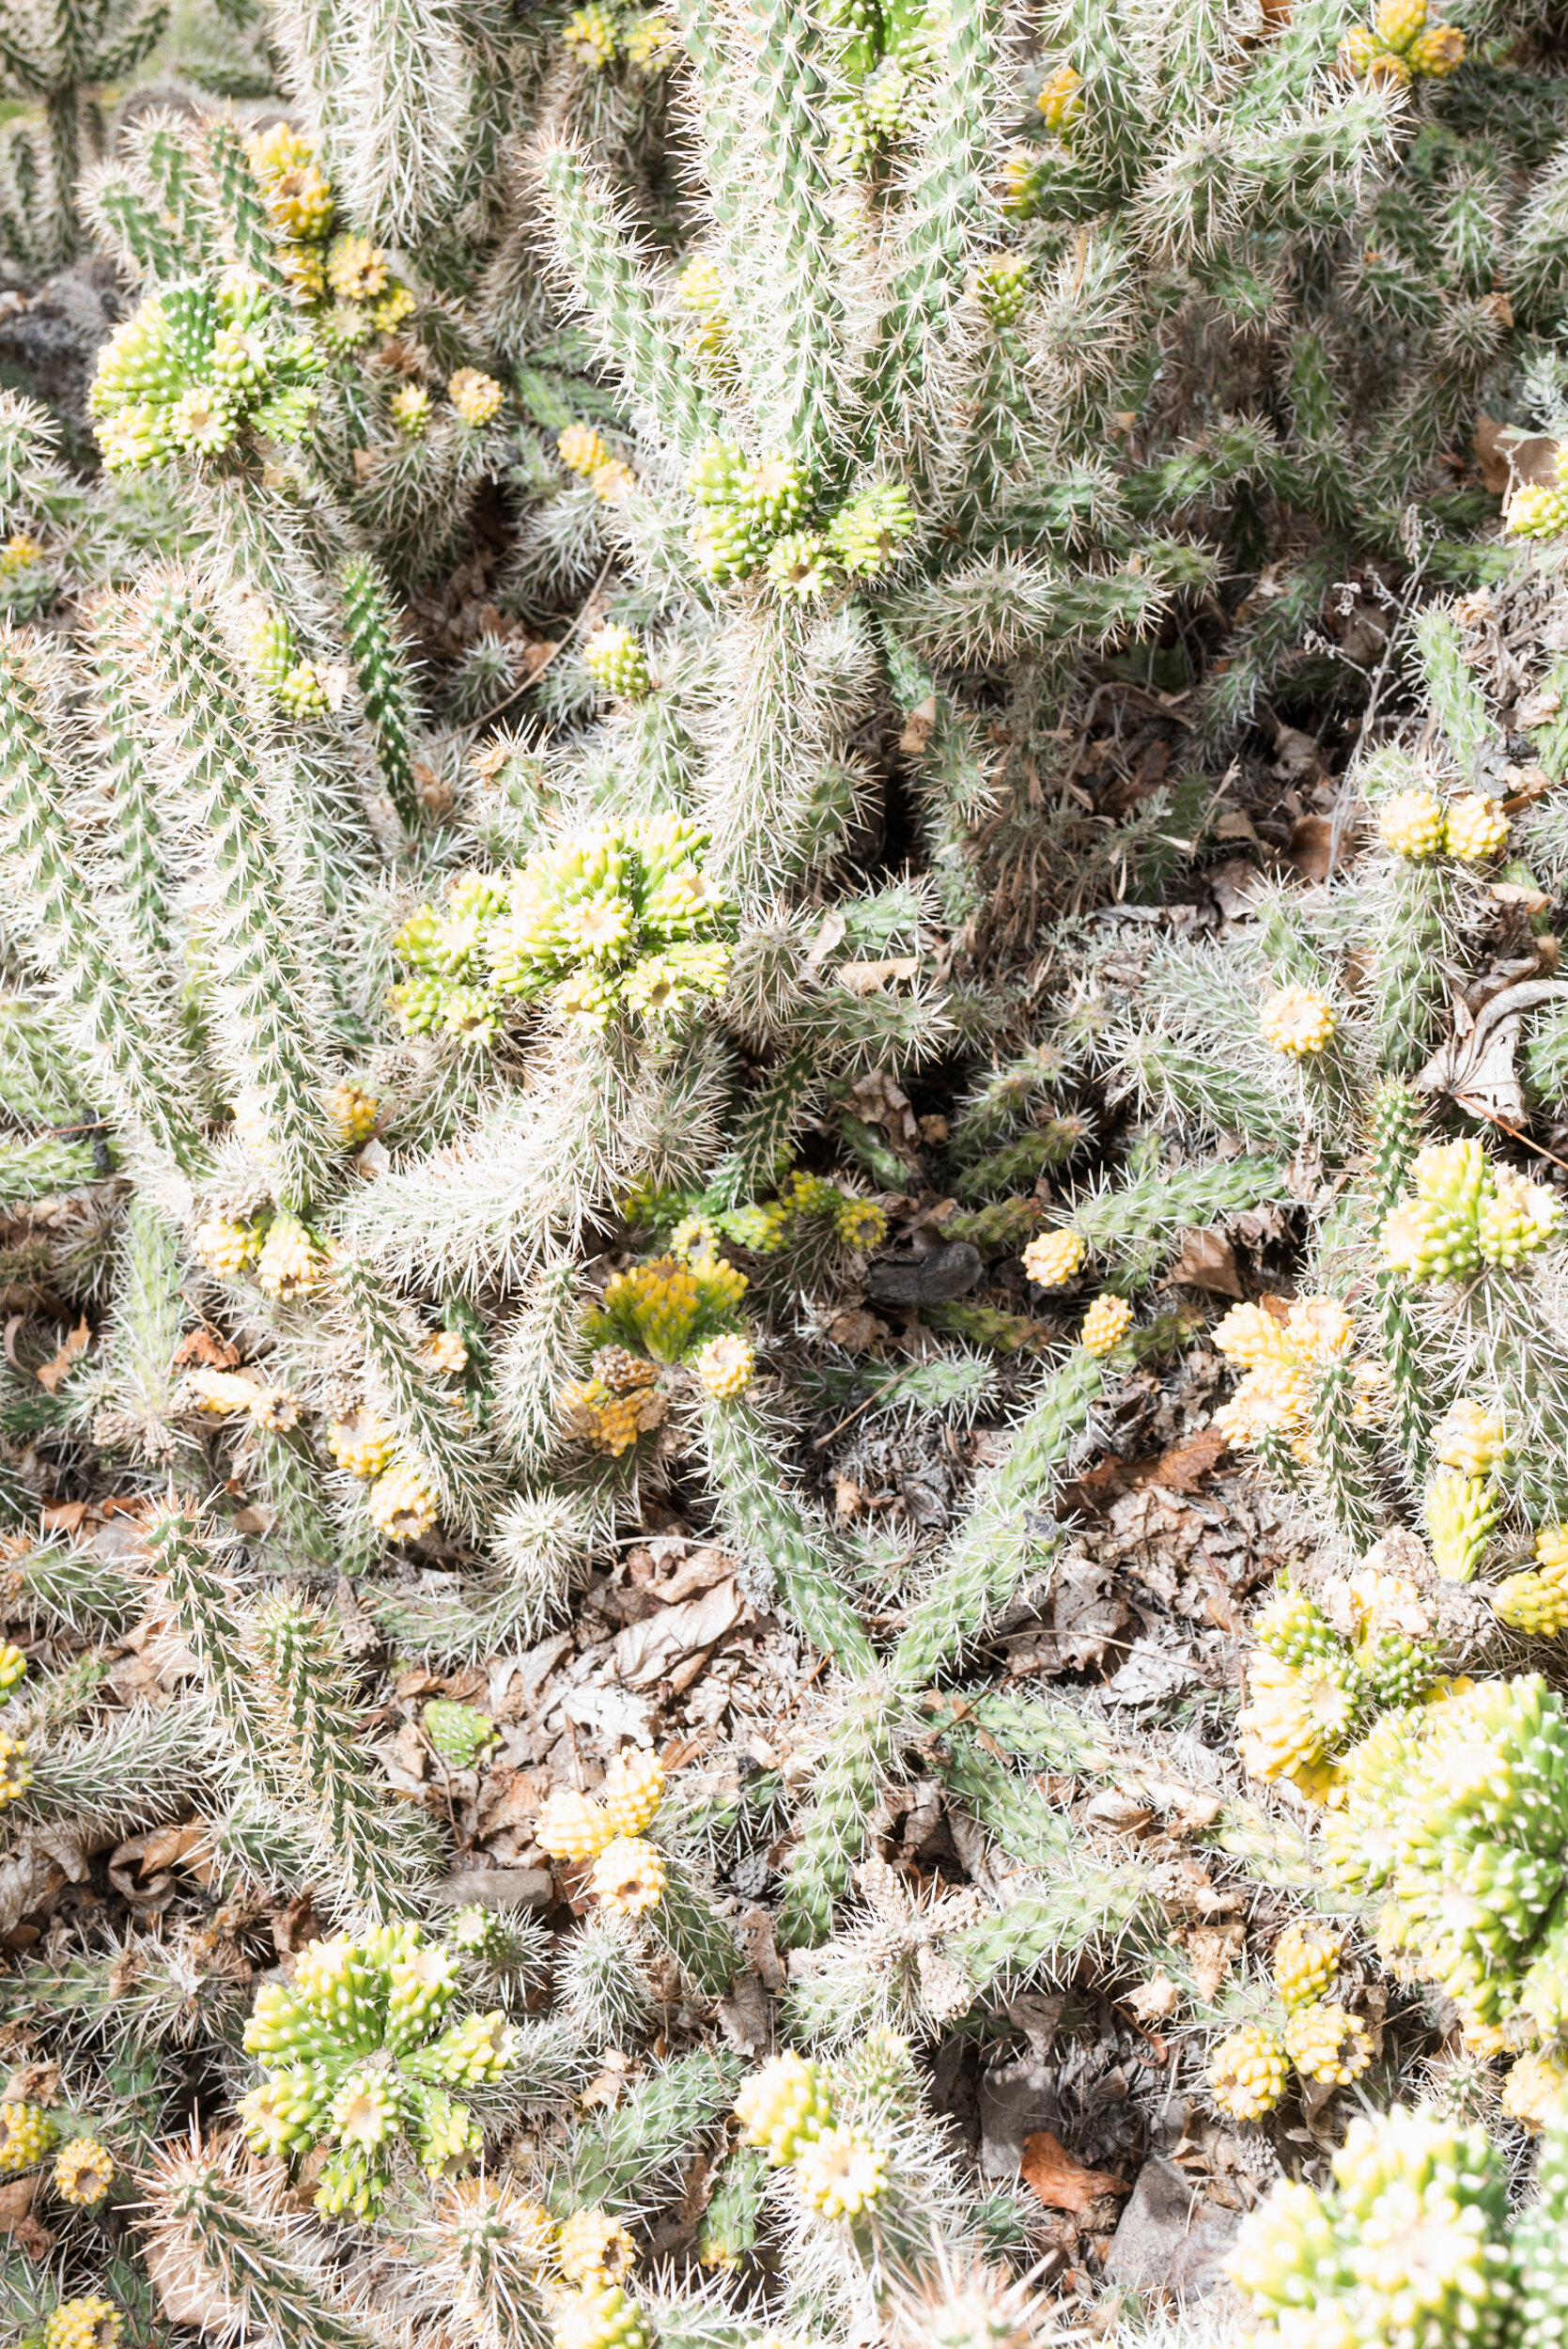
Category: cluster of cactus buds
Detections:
[
  {"x1": 536, "y1": 1751, "x2": 669, "y2": 1920},
  {"x1": 1378, "y1": 786, "x2": 1511, "y2": 861},
  {"x1": 240, "y1": 1921, "x2": 517, "y2": 2217},
  {"x1": 1212, "y1": 1298, "x2": 1385, "y2": 1466},
  {"x1": 89, "y1": 272, "x2": 327, "y2": 468},
  {"x1": 1338, "y1": 0, "x2": 1465, "y2": 83},
  {"x1": 1226, "y1": 2107, "x2": 1512, "y2": 2344},
  {"x1": 1209, "y1": 1922, "x2": 1373, "y2": 2120},
  {"x1": 586, "y1": 1255, "x2": 750, "y2": 1368},
  {"x1": 1235, "y1": 1574, "x2": 1440, "y2": 1795},
  {"x1": 685, "y1": 443, "x2": 914, "y2": 599},
  {"x1": 1381, "y1": 1141, "x2": 1562, "y2": 1282},
  {"x1": 563, "y1": 5, "x2": 675, "y2": 71},
  {"x1": 393, "y1": 818, "x2": 733, "y2": 1040},
  {"x1": 734, "y1": 2052, "x2": 888, "y2": 2219},
  {"x1": 632, "y1": 1168, "x2": 890, "y2": 1264}
]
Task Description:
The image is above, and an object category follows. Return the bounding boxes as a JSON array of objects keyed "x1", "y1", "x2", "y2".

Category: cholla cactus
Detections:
[
  {"x1": 0, "y1": 0, "x2": 166, "y2": 266},
  {"x1": 240, "y1": 1922, "x2": 517, "y2": 2217},
  {"x1": 1226, "y1": 2108, "x2": 1510, "y2": 2345},
  {"x1": 9, "y1": 3, "x2": 1568, "y2": 2340},
  {"x1": 423, "y1": 1701, "x2": 498, "y2": 1768},
  {"x1": 1324, "y1": 1676, "x2": 1568, "y2": 2035}
]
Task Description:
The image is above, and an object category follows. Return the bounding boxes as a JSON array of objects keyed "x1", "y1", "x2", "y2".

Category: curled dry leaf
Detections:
[{"x1": 1020, "y1": 2129, "x2": 1132, "y2": 2217}]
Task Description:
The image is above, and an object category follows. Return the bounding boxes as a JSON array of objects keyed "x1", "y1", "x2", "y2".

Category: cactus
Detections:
[{"x1": 5, "y1": 5, "x2": 1568, "y2": 2345}]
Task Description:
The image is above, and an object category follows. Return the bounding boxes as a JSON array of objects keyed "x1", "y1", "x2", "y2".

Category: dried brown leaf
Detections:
[
  {"x1": 1020, "y1": 2130, "x2": 1131, "y2": 2217},
  {"x1": 36, "y1": 1318, "x2": 89, "y2": 1394}
]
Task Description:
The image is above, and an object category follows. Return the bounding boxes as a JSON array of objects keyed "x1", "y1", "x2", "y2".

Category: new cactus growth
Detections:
[{"x1": 241, "y1": 1923, "x2": 516, "y2": 2216}]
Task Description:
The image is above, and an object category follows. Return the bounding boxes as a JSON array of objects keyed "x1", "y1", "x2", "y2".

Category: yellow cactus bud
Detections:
[
  {"x1": 448, "y1": 368, "x2": 505, "y2": 428},
  {"x1": 791, "y1": 2128, "x2": 887, "y2": 2218},
  {"x1": 1432, "y1": 1399, "x2": 1506, "y2": 1479},
  {"x1": 1236, "y1": 1652, "x2": 1361, "y2": 1781},
  {"x1": 52, "y1": 2138, "x2": 115, "y2": 2206},
  {"x1": 536, "y1": 1786, "x2": 613, "y2": 1862},
  {"x1": 1537, "y1": 1525, "x2": 1568, "y2": 1573},
  {"x1": 326, "y1": 233, "x2": 390, "y2": 301},
  {"x1": 43, "y1": 2304, "x2": 120, "y2": 2349},
  {"x1": 1259, "y1": 983, "x2": 1338, "y2": 1057},
  {"x1": 420, "y1": 1329, "x2": 468, "y2": 1376},
  {"x1": 1036, "y1": 64, "x2": 1084, "y2": 131},
  {"x1": 1508, "y1": 482, "x2": 1568, "y2": 539},
  {"x1": 736, "y1": 2053, "x2": 834, "y2": 2162},
  {"x1": 194, "y1": 1214, "x2": 263, "y2": 1277},
  {"x1": 1338, "y1": 24, "x2": 1389, "y2": 76},
  {"x1": 1212, "y1": 1300, "x2": 1296, "y2": 1366},
  {"x1": 1444, "y1": 793, "x2": 1509, "y2": 862},
  {"x1": 1273, "y1": 1921, "x2": 1344, "y2": 2012},
  {"x1": 188, "y1": 1368, "x2": 298, "y2": 1433},
  {"x1": 1491, "y1": 1568, "x2": 1568, "y2": 1637},
  {"x1": 365, "y1": 1459, "x2": 440, "y2": 1540},
  {"x1": 559, "y1": 423, "x2": 612, "y2": 477},
  {"x1": 1021, "y1": 1227, "x2": 1086, "y2": 1286},
  {"x1": 1425, "y1": 1468, "x2": 1500, "y2": 1581},
  {"x1": 327, "y1": 1081, "x2": 380, "y2": 1146},
  {"x1": 1282, "y1": 2001, "x2": 1373, "y2": 2085},
  {"x1": 600, "y1": 1749, "x2": 664, "y2": 1838},
  {"x1": 557, "y1": 2207, "x2": 636, "y2": 2282},
  {"x1": 560, "y1": 1377, "x2": 666, "y2": 1456},
  {"x1": 563, "y1": 5, "x2": 622, "y2": 67},
  {"x1": 1378, "y1": 787, "x2": 1446, "y2": 859},
  {"x1": 692, "y1": 1331, "x2": 754, "y2": 1397},
  {"x1": 1208, "y1": 2024, "x2": 1287, "y2": 2120},
  {"x1": 327, "y1": 1412, "x2": 397, "y2": 1480},
  {"x1": 1079, "y1": 1293, "x2": 1133, "y2": 1356},
  {"x1": 1407, "y1": 19, "x2": 1463, "y2": 70},
  {"x1": 0, "y1": 2101, "x2": 54, "y2": 2170},
  {"x1": 390, "y1": 383, "x2": 431, "y2": 436},
  {"x1": 1374, "y1": 0, "x2": 1428, "y2": 50},
  {"x1": 255, "y1": 1213, "x2": 327, "y2": 1301},
  {"x1": 591, "y1": 459, "x2": 636, "y2": 504},
  {"x1": 0, "y1": 1736, "x2": 30, "y2": 1808},
  {"x1": 1502, "y1": 2051, "x2": 1568, "y2": 2130},
  {"x1": 623, "y1": 12, "x2": 675, "y2": 66},
  {"x1": 551, "y1": 2284, "x2": 647, "y2": 2349},
  {"x1": 588, "y1": 1836, "x2": 667, "y2": 1918}
]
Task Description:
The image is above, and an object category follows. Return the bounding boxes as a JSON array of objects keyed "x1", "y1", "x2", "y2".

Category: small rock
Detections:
[
  {"x1": 430, "y1": 1866, "x2": 553, "y2": 1910},
  {"x1": 1103, "y1": 2153, "x2": 1241, "y2": 2298},
  {"x1": 864, "y1": 1240, "x2": 984, "y2": 1305}
]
